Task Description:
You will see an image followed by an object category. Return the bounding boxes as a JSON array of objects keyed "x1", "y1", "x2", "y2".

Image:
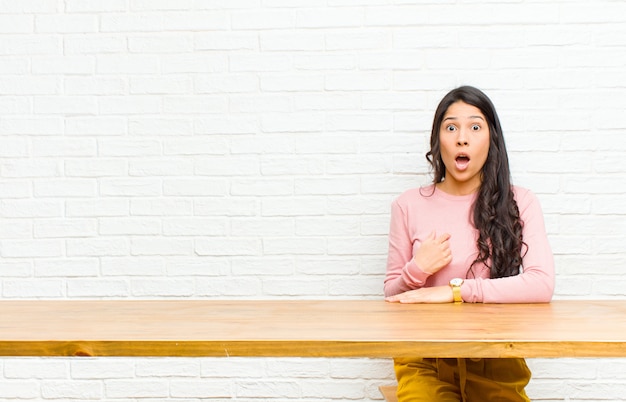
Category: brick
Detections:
[
  {"x1": 0, "y1": 15, "x2": 33, "y2": 34},
  {"x1": 260, "y1": 156, "x2": 325, "y2": 176},
  {"x1": 230, "y1": 134, "x2": 295, "y2": 154},
  {"x1": 104, "y1": 380, "x2": 168, "y2": 398},
  {"x1": 326, "y1": 31, "x2": 391, "y2": 51},
  {"x1": 0, "y1": 136, "x2": 28, "y2": 157},
  {"x1": 262, "y1": 237, "x2": 326, "y2": 255},
  {"x1": 201, "y1": 358, "x2": 265, "y2": 377},
  {"x1": 0, "y1": 35, "x2": 60, "y2": 55},
  {"x1": 128, "y1": 34, "x2": 193, "y2": 53},
  {"x1": 129, "y1": 158, "x2": 194, "y2": 176},
  {"x1": 231, "y1": 217, "x2": 294, "y2": 237},
  {"x1": 1, "y1": 240, "x2": 64, "y2": 258},
  {"x1": 0, "y1": 219, "x2": 31, "y2": 239},
  {"x1": 63, "y1": 35, "x2": 127, "y2": 54},
  {"x1": 4, "y1": 360, "x2": 68, "y2": 379},
  {"x1": 195, "y1": 32, "x2": 258, "y2": 51},
  {"x1": 66, "y1": 238, "x2": 129, "y2": 257},
  {"x1": 136, "y1": 358, "x2": 200, "y2": 377},
  {"x1": 35, "y1": 14, "x2": 98, "y2": 33},
  {"x1": 32, "y1": 138, "x2": 96, "y2": 157},
  {"x1": 130, "y1": 75, "x2": 192, "y2": 94},
  {"x1": 295, "y1": 257, "x2": 359, "y2": 276},
  {"x1": 230, "y1": 94, "x2": 292, "y2": 113},
  {"x1": 262, "y1": 278, "x2": 328, "y2": 296},
  {"x1": 163, "y1": 178, "x2": 229, "y2": 196},
  {"x1": 195, "y1": 73, "x2": 259, "y2": 94},
  {"x1": 195, "y1": 277, "x2": 261, "y2": 297},
  {"x1": 326, "y1": 113, "x2": 393, "y2": 132},
  {"x1": 195, "y1": 238, "x2": 261, "y2": 257},
  {"x1": 99, "y1": 217, "x2": 162, "y2": 236},
  {"x1": 35, "y1": 258, "x2": 99, "y2": 278},
  {"x1": 231, "y1": 179, "x2": 293, "y2": 196},
  {"x1": 71, "y1": 360, "x2": 134, "y2": 379},
  {"x1": 0, "y1": 380, "x2": 40, "y2": 398},
  {"x1": 231, "y1": 257, "x2": 294, "y2": 276},
  {"x1": 260, "y1": 73, "x2": 324, "y2": 92},
  {"x1": 96, "y1": 55, "x2": 160, "y2": 74},
  {"x1": 129, "y1": 117, "x2": 193, "y2": 136},
  {"x1": 34, "y1": 96, "x2": 98, "y2": 115},
  {"x1": 34, "y1": 219, "x2": 97, "y2": 238},
  {"x1": 66, "y1": 199, "x2": 129, "y2": 218},
  {"x1": 2, "y1": 279, "x2": 64, "y2": 298},
  {"x1": 32, "y1": 56, "x2": 95, "y2": 75},
  {"x1": 163, "y1": 136, "x2": 228, "y2": 155},
  {"x1": 66, "y1": 116, "x2": 127, "y2": 135},
  {"x1": 296, "y1": 7, "x2": 363, "y2": 28},
  {"x1": 325, "y1": 72, "x2": 392, "y2": 91},
  {"x1": 301, "y1": 380, "x2": 364, "y2": 399},
  {"x1": 98, "y1": 96, "x2": 161, "y2": 114},
  {"x1": 101, "y1": 256, "x2": 165, "y2": 276},
  {"x1": 261, "y1": 113, "x2": 324, "y2": 133},
  {"x1": 100, "y1": 13, "x2": 164, "y2": 32},
  {"x1": 261, "y1": 197, "x2": 326, "y2": 217},
  {"x1": 67, "y1": 279, "x2": 129, "y2": 297},
  {"x1": 0, "y1": 200, "x2": 62, "y2": 218},
  {"x1": 131, "y1": 278, "x2": 195, "y2": 296},
  {"x1": 98, "y1": 138, "x2": 161, "y2": 156},
  {"x1": 232, "y1": 9, "x2": 295, "y2": 30},
  {"x1": 163, "y1": 11, "x2": 230, "y2": 31},
  {"x1": 166, "y1": 257, "x2": 229, "y2": 276},
  {"x1": 33, "y1": 179, "x2": 97, "y2": 198},
  {"x1": 130, "y1": 237, "x2": 193, "y2": 256},
  {"x1": 295, "y1": 217, "x2": 359, "y2": 236},
  {"x1": 170, "y1": 380, "x2": 231, "y2": 398},
  {"x1": 130, "y1": 198, "x2": 193, "y2": 216},
  {"x1": 161, "y1": 53, "x2": 228, "y2": 73},
  {"x1": 162, "y1": 217, "x2": 228, "y2": 236},
  {"x1": 261, "y1": 32, "x2": 325, "y2": 51},
  {"x1": 100, "y1": 178, "x2": 162, "y2": 196}
]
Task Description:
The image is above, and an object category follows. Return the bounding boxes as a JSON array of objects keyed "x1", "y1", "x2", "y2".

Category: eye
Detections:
[
  {"x1": 445, "y1": 124, "x2": 457, "y2": 132},
  {"x1": 471, "y1": 124, "x2": 481, "y2": 131}
]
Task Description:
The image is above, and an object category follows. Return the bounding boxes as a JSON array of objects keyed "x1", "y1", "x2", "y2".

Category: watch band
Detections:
[{"x1": 449, "y1": 278, "x2": 464, "y2": 303}]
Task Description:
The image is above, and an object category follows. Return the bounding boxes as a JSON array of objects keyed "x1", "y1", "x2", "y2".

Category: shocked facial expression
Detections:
[{"x1": 438, "y1": 101, "x2": 490, "y2": 195}]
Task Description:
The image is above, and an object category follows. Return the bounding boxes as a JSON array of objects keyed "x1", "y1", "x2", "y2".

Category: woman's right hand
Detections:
[{"x1": 413, "y1": 231, "x2": 452, "y2": 275}]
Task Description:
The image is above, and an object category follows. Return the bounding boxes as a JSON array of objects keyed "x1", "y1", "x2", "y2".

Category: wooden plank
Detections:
[{"x1": 1, "y1": 300, "x2": 625, "y2": 358}]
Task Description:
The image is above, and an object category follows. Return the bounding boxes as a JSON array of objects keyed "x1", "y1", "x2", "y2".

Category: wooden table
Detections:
[{"x1": 1, "y1": 300, "x2": 625, "y2": 358}]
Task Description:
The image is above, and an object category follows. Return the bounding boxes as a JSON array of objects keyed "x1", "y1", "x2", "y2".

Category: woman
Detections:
[{"x1": 384, "y1": 86, "x2": 555, "y2": 401}]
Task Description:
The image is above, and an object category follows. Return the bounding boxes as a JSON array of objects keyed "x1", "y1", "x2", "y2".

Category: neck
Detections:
[{"x1": 436, "y1": 180, "x2": 480, "y2": 196}]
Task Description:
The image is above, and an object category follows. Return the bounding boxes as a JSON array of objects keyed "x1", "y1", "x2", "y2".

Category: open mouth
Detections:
[{"x1": 455, "y1": 154, "x2": 470, "y2": 170}]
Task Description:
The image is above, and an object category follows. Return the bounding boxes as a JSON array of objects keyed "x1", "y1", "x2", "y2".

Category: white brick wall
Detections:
[{"x1": 1, "y1": 1, "x2": 625, "y2": 400}]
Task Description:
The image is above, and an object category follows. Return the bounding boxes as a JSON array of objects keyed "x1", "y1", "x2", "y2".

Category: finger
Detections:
[{"x1": 438, "y1": 233, "x2": 451, "y2": 243}]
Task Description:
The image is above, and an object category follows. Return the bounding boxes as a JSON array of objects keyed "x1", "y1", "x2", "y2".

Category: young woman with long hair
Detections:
[{"x1": 384, "y1": 86, "x2": 555, "y2": 401}]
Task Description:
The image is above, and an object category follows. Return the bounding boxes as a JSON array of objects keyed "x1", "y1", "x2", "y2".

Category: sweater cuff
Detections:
[{"x1": 401, "y1": 259, "x2": 431, "y2": 288}]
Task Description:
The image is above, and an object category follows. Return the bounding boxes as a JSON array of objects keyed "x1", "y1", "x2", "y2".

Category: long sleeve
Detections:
[
  {"x1": 383, "y1": 198, "x2": 431, "y2": 297},
  {"x1": 461, "y1": 188, "x2": 555, "y2": 303}
]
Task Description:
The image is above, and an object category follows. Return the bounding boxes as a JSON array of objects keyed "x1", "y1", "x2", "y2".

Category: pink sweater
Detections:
[{"x1": 384, "y1": 185, "x2": 555, "y2": 303}]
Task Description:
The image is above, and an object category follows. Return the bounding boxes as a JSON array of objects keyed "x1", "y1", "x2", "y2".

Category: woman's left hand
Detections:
[{"x1": 385, "y1": 285, "x2": 454, "y2": 304}]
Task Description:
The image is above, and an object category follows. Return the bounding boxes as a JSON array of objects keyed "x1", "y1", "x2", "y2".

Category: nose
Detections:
[{"x1": 456, "y1": 128, "x2": 469, "y2": 146}]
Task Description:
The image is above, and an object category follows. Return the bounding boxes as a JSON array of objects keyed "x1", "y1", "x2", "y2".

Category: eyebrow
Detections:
[{"x1": 443, "y1": 115, "x2": 485, "y2": 122}]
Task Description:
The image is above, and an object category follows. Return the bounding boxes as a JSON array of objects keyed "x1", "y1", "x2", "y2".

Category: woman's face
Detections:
[{"x1": 437, "y1": 101, "x2": 490, "y2": 195}]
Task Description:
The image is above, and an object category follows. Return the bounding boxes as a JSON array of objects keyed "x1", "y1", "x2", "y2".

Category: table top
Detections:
[{"x1": 1, "y1": 299, "x2": 625, "y2": 358}]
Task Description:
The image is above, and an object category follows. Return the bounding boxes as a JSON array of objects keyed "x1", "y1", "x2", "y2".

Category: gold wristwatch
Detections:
[{"x1": 449, "y1": 278, "x2": 464, "y2": 303}]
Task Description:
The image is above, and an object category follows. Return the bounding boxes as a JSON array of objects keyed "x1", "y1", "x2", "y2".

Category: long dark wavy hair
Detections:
[{"x1": 426, "y1": 86, "x2": 525, "y2": 279}]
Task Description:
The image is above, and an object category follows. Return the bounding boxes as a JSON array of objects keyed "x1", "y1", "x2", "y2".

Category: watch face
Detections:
[{"x1": 450, "y1": 278, "x2": 464, "y2": 287}]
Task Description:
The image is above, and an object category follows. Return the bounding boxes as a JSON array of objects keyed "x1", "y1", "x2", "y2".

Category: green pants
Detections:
[{"x1": 393, "y1": 357, "x2": 531, "y2": 402}]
